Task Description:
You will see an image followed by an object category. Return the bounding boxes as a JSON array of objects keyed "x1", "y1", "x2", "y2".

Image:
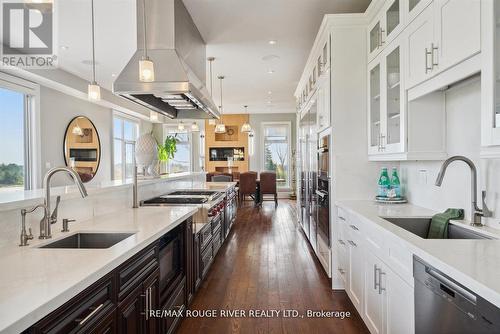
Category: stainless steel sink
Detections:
[
  {"x1": 39, "y1": 232, "x2": 135, "y2": 249},
  {"x1": 381, "y1": 217, "x2": 494, "y2": 240}
]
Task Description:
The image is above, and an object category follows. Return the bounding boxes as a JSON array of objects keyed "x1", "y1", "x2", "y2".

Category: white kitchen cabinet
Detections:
[
  {"x1": 433, "y1": 0, "x2": 481, "y2": 74},
  {"x1": 481, "y1": 0, "x2": 500, "y2": 151},
  {"x1": 368, "y1": 39, "x2": 405, "y2": 157},
  {"x1": 317, "y1": 75, "x2": 331, "y2": 132},
  {"x1": 364, "y1": 252, "x2": 384, "y2": 334},
  {"x1": 408, "y1": 0, "x2": 433, "y2": 23},
  {"x1": 364, "y1": 242, "x2": 414, "y2": 334},
  {"x1": 406, "y1": 4, "x2": 435, "y2": 88},
  {"x1": 368, "y1": 0, "x2": 404, "y2": 63},
  {"x1": 345, "y1": 219, "x2": 364, "y2": 312}
]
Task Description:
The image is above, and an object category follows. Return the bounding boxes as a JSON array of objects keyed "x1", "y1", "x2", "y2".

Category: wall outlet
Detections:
[{"x1": 418, "y1": 169, "x2": 428, "y2": 185}]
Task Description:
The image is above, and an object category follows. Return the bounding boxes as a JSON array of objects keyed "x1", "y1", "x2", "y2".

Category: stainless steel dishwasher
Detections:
[{"x1": 414, "y1": 256, "x2": 500, "y2": 334}]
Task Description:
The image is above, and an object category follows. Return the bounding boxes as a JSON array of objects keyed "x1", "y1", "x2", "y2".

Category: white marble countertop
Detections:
[
  {"x1": 0, "y1": 206, "x2": 198, "y2": 334},
  {"x1": 336, "y1": 200, "x2": 500, "y2": 308}
]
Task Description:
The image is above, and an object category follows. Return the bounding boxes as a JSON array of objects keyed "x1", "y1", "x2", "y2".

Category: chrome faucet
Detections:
[
  {"x1": 435, "y1": 156, "x2": 491, "y2": 226},
  {"x1": 40, "y1": 167, "x2": 88, "y2": 239},
  {"x1": 20, "y1": 204, "x2": 48, "y2": 246}
]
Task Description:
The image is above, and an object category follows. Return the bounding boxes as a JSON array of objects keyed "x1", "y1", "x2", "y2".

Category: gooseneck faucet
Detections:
[
  {"x1": 40, "y1": 167, "x2": 88, "y2": 239},
  {"x1": 435, "y1": 156, "x2": 491, "y2": 226}
]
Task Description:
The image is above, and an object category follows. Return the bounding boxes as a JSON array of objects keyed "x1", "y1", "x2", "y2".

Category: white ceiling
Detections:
[{"x1": 56, "y1": 0, "x2": 370, "y2": 115}]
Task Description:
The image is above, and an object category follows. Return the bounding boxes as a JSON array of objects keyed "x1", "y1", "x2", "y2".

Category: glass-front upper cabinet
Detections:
[
  {"x1": 368, "y1": 0, "x2": 402, "y2": 62},
  {"x1": 408, "y1": 0, "x2": 432, "y2": 23},
  {"x1": 384, "y1": 45, "x2": 403, "y2": 152},
  {"x1": 368, "y1": 63, "x2": 381, "y2": 154},
  {"x1": 481, "y1": 0, "x2": 500, "y2": 148}
]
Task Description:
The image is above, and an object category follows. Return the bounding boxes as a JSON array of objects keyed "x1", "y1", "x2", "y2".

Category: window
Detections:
[
  {"x1": 113, "y1": 114, "x2": 139, "y2": 181},
  {"x1": 164, "y1": 125, "x2": 191, "y2": 173},
  {"x1": 262, "y1": 122, "x2": 291, "y2": 189},
  {"x1": 0, "y1": 74, "x2": 37, "y2": 191}
]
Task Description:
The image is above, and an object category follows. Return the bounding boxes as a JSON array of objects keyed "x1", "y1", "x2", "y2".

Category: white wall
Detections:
[
  {"x1": 400, "y1": 77, "x2": 500, "y2": 229},
  {"x1": 39, "y1": 86, "x2": 153, "y2": 187}
]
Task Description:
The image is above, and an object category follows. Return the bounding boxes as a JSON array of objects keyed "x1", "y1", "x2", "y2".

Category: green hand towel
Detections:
[{"x1": 427, "y1": 208, "x2": 464, "y2": 239}]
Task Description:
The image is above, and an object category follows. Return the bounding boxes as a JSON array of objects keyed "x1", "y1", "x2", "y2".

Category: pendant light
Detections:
[
  {"x1": 87, "y1": 0, "x2": 101, "y2": 101},
  {"x1": 191, "y1": 122, "x2": 200, "y2": 132},
  {"x1": 241, "y1": 105, "x2": 252, "y2": 133},
  {"x1": 139, "y1": 0, "x2": 155, "y2": 82},
  {"x1": 215, "y1": 75, "x2": 226, "y2": 134}
]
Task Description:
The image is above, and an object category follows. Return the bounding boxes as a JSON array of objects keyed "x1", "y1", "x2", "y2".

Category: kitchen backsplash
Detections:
[{"x1": 398, "y1": 77, "x2": 500, "y2": 229}]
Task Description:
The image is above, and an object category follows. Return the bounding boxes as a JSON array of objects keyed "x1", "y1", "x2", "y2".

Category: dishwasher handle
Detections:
[{"x1": 427, "y1": 267, "x2": 477, "y2": 304}]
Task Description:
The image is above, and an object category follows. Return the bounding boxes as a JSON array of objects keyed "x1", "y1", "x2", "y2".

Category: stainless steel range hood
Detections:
[{"x1": 113, "y1": 0, "x2": 219, "y2": 119}]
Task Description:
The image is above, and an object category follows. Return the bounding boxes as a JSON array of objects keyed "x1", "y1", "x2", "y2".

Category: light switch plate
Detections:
[{"x1": 418, "y1": 169, "x2": 427, "y2": 185}]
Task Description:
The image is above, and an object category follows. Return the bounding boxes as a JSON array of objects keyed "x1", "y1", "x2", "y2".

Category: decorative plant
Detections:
[{"x1": 158, "y1": 135, "x2": 178, "y2": 162}]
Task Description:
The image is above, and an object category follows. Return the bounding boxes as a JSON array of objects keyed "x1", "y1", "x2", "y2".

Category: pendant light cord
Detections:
[
  {"x1": 219, "y1": 77, "x2": 223, "y2": 113},
  {"x1": 142, "y1": 0, "x2": 148, "y2": 58},
  {"x1": 91, "y1": 0, "x2": 96, "y2": 83}
]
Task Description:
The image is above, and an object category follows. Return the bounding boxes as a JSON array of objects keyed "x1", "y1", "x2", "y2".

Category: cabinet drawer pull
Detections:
[
  {"x1": 378, "y1": 271, "x2": 386, "y2": 294},
  {"x1": 374, "y1": 265, "x2": 380, "y2": 290},
  {"x1": 431, "y1": 43, "x2": 439, "y2": 68},
  {"x1": 78, "y1": 303, "x2": 104, "y2": 326},
  {"x1": 425, "y1": 47, "x2": 433, "y2": 73},
  {"x1": 349, "y1": 225, "x2": 359, "y2": 231},
  {"x1": 348, "y1": 240, "x2": 357, "y2": 247}
]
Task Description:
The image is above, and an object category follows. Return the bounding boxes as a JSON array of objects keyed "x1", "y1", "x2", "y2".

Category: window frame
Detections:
[
  {"x1": 163, "y1": 124, "x2": 192, "y2": 173},
  {"x1": 112, "y1": 112, "x2": 139, "y2": 181},
  {"x1": 260, "y1": 121, "x2": 292, "y2": 190},
  {"x1": 0, "y1": 72, "x2": 40, "y2": 190}
]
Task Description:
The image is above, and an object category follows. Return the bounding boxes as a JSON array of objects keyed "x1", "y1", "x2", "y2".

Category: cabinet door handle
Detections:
[
  {"x1": 338, "y1": 239, "x2": 346, "y2": 245},
  {"x1": 338, "y1": 216, "x2": 346, "y2": 221},
  {"x1": 425, "y1": 47, "x2": 433, "y2": 73},
  {"x1": 149, "y1": 287, "x2": 153, "y2": 312},
  {"x1": 348, "y1": 240, "x2": 357, "y2": 247},
  {"x1": 145, "y1": 288, "x2": 149, "y2": 320},
  {"x1": 378, "y1": 271, "x2": 386, "y2": 294},
  {"x1": 349, "y1": 224, "x2": 359, "y2": 231},
  {"x1": 78, "y1": 303, "x2": 104, "y2": 326},
  {"x1": 374, "y1": 265, "x2": 380, "y2": 290},
  {"x1": 431, "y1": 43, "x2": 439, "y2": 69},
  {"x1": 380, "y1": 28, "x2": 385, "y2": 46},
  {"x1": 380, "y1": 134, "x2": 386, "y2": 150},
  {"x1": 338, "y1": 268, "x2": 345, "y2": 275}
]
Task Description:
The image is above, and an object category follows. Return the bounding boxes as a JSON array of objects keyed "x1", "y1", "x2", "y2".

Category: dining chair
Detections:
[
  {"x1": 212, "y1": 174, "x2": 233, "y2": 182},
  {"x1": 238, "y1": 172, "x2": 257, "y2": 206},
  {"x1": 259, "y1": 171, "x2": 278, "y2": 206}
]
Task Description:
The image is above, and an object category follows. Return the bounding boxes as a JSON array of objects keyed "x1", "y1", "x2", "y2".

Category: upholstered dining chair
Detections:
[
  {"x1": 212, "y1": 174, "x2": 233, "y2": 182},
  {"x1": 206, "y1": 171, "x2": 221, "y2": 182},
  {"x1": 259, "y1": 171, "x2": 278, "y2": 206},
  {"x1": 238, "y1": 172, "x2": 257, "y2": 206}
]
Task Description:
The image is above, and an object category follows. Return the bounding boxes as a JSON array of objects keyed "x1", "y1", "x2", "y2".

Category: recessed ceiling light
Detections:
[
  {"x1": 60, "y1": 45, "x2": 69, "y2": 51},
  {"x1": 267, "y1": 69, "x2": 275, "y2": 74},
  {"x1": 269, "y1": 40, "x2": 277, "y2": 45},
  {"x1": 268, "y1": 91, "x2": 272, "y2": 95},
  {"x1": 267, "y1": 100, "x2": 272, "y2": 104},
  {"x1": 111, "y1": 73, "x2": 117, "y2": 77}
]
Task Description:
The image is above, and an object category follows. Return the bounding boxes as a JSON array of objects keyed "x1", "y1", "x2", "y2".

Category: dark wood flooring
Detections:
[{"x1": 177, "y1": 200, "x2": 369, "y2": 334}]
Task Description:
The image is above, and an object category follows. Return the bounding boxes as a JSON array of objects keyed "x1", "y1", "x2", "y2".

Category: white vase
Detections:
[{"x1": 135, "y1": 133, "x2": 158, "y2": 175}]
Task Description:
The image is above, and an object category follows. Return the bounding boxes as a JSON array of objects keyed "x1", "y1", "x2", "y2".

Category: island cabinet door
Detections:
[
  {"x1": 144, "y1": 269, "x2": 160, "y2": 334},
  {"x1": 117, "y1": 284, "x2": 144, "y2": 334}
]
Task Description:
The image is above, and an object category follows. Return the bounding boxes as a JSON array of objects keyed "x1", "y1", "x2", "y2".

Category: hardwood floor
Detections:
[{"x1": 177, "y1": 200, "x2": 369, "y2": 334}]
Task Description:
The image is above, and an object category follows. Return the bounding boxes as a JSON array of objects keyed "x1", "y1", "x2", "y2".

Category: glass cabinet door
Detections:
[
  {"x1": 495, "y1": 3, "x2": 500, "y2": 128},
  {"x1": 369, "y1": 64, "x2": 381, "y2": 152},
  {"x1": 385, "y1": 46, "x2": 402, "y2": 147},
  {"x1": 370, "y1": 22, "x2": 381, "y2": 55},
  {"x1": 409, "y1": 0, "x2": 421, "y2": 12},
  {"x1": 386, "y1": 0, "x2": 400, "y2": 38}
]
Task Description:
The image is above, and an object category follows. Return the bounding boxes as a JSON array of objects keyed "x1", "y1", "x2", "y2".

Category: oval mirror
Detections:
[{"x1": 64, "y1": 116, "x2": 101, "y2": 183}]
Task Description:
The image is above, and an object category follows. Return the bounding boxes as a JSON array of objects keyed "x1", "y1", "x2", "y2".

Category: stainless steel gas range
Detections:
[{"x1": 141, "y1": 190, "x2": 225, "y2": 233}]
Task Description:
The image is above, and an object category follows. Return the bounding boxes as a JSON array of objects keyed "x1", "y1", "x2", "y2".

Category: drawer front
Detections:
[
  {"x1": 212, "y1": 231, "x2": 222, "y2": 256},
  {"x1": 199, "y1": 223, "x2": 212, "y2": 252},
  {"x1": 30, "y1": 274, "x2": 115, "y2": 334},
  {"x1": 211, "y1": 214, "x2": 222, "y2": 233},
  {"x1": 162, "y1": 279, "x2": 186, "y2": 334},
  {"x1": 117, "y1": 244, "x2": 158, "y2": 301},
  {"x1": 201, "y1": 244, "x2": 213, "y2": 278}
]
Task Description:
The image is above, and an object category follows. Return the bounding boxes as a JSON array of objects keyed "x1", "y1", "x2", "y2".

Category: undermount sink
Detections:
[
  {"x1": 39, "y1": 232, "x2": 135, "y2": 249},
  {"x1": 381, "y1": 217, "x2": 494, "y2": 240}
]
